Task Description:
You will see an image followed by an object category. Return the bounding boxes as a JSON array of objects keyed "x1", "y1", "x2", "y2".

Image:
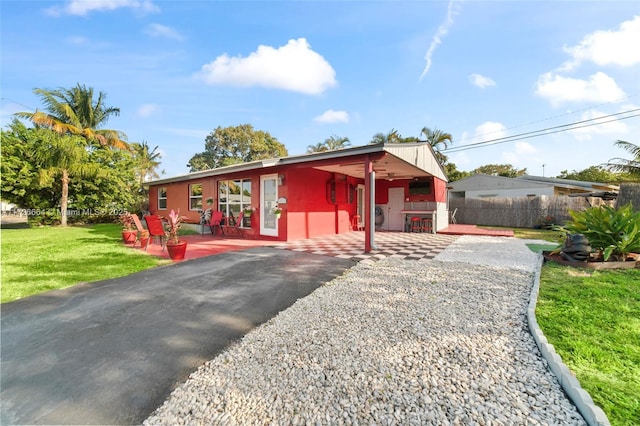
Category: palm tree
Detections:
[
  {"x1": 132, "y1": 141, "x2": 162, "y2": 187},
  {"x1": 306, "y1": 142, "x2": 328, "y2": 153},
  {"x1": 370, "y1": 129, "x2": 402, "y2": 144},
  {"x1": 15, "y1": 84, "x2": 128, "y2": 225},
  {"x1": 420, "y1": 127, "x2": 452, "y2": 164},
  {"x1": 606, "y1": 140, "x2": 640, "y2": 178},
  {"x1": 323, "y1": 135, "x2": 351, "y2": 151},
  {"x1": 35, "y1": 130, "x2": 105, "y2": 226},
  {"x1": 16, "y1": 84, "x2": 129, "y2": 150}
]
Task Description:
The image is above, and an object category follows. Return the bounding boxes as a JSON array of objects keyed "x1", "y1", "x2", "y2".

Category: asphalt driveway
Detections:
[{"x1": 0, "y1": 247, "x2": 355, "y2": 425}]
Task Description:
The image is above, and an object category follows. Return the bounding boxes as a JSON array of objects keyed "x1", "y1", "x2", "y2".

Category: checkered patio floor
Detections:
[{"x1": 274, "y1": 232, "x2": 459, "y2": 262}]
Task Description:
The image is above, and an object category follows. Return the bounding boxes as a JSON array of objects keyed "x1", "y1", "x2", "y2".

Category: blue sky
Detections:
[{"x1": 1, "y1": 0, "x2": 639, "y2": 180}]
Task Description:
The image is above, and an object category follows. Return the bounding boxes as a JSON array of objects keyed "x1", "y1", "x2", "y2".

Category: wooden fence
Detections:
[{"x1": 449, "y1": 196, "x2": 615, "y2": 228}]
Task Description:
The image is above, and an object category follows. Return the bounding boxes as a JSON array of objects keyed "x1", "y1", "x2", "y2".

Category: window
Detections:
[
  {"x1": 408, "y1": 179, "x2": 432, "y2": 195},
  {"x1": 189, "y1": 184, "x2": 203, "y2": 211},
  {"x1": 158, "y1": 187, "x2": 167, "y2": 210},
  {"x1": 218, "y1": 179, "x2": 252, "y2": 227}
]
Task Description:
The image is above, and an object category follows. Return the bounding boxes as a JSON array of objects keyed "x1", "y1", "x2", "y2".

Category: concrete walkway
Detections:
[{"x1": 0, "y1": 247, "x2": 355, "y2": 425}]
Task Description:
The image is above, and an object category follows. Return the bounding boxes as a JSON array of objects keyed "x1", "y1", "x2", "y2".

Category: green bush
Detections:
[{"x1": 563, "y1": 203, "x2": 640, "y2": 261}]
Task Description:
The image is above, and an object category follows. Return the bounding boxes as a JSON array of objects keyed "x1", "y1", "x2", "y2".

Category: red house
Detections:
[{"x1": 147, "y1": 142, "x2": 449, "y2": 252}]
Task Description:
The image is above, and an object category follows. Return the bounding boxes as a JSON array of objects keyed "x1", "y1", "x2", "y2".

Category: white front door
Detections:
[
  {"x1": 260, "y1": 174, "x2": 278, "y2": 237},
  {"x1": 387, "y1": 187, "x2": 405, "y2": 231}
]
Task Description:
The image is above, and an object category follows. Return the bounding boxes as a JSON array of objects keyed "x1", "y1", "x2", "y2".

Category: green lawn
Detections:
[
  {"x1": 1, "y1": 224, "x2": 168, "y2": 303},
  {"x1": 513, "y1": 227, "x2": 639, "y2": 424},
  {"x1": 536, "y1": 262, "x2": 640, "y2": 425}
]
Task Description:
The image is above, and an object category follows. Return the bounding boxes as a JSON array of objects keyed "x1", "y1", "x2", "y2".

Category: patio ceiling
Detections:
[{"x1": 312, "y1": 152, "x2": 435, "y2": 181}]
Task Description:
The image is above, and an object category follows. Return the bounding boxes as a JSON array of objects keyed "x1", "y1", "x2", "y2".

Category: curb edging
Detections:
[{"x1": 528, "y1": 254, "x2": 610, "y2": 426}]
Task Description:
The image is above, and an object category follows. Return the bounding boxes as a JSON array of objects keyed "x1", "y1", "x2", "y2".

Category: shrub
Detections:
[{"x1": 563, "y1": 203, "x2": 640, "y2": 261}]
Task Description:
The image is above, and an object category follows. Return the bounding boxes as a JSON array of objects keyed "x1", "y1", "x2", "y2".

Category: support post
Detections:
[{"x1": 364, "y1": 156, "x2": 376, "y2": 252}]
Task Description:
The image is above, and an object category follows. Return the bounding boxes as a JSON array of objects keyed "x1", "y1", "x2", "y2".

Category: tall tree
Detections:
[
  {"x1": 557, "y1": 166, "x2": 626, "y2": 183},
  {"x1": 132, "y1": 141, "x2": 162, "y2": 187},
  {"x1": 188, "y1": 124, "x2": 288, "y2": 172},
  {"x1": 370, "y1": 129, "x2": 402, "y2": 144},
  {"x1": 472, "y1": 164, "x2": 527, "y2": 178},
  {"x1": 606, "y1": 140, "x2": 640, "y2": 180},
  {"x1": 307, "y1": 135, "x2": 350, "y2": 153},
  {"x1": 306, "y1": 142, "x2": 327, "y2": 153},
  {"x1": 323, "y1": 135, "x2": 350, "y2": 151},
  {"x1": 420, "y1": 127, "x2": 452, "y2": 164},
  {"x1": 15, "y1": 84, "x2": 129, "y2": 150},
  {"x1": 14, "y1": 84, "x2": 129, "y2": 225},
  {"x1": 2, "y1": 119, "x2": 139, "y2": 224}
]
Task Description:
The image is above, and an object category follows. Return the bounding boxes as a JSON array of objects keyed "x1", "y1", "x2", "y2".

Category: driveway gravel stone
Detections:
[{"x1": 145, "y1": 236, "x2": 585, "y2": 425}]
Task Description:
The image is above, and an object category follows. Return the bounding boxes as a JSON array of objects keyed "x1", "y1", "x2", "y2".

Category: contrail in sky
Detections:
[{"x1": 419, "y1": 0, "x2": 461, "y2": 81}]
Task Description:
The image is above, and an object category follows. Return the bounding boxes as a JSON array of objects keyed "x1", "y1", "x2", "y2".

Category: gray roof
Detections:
[{"x1": 147, "y1": 142, "x2": 448, "y2": 186}]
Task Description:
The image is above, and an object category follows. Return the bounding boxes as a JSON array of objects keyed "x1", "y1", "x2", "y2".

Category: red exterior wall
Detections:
[
  {"x1": 284, "y1": 168, "x2": 360, "y2": 240},
  {"x1": 147, "y1": 166, "x2": 447, "y2": 241}
]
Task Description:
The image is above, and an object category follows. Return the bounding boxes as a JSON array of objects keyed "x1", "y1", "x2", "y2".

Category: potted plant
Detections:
[
  {"x1": 164, "y1": 209, "x2": 188, "y2": 261},
  {"x1": 243, "y1": 206, "x2": 254, "y2": 217},
  {"x1": 273, "y1": 205, "x2": 282, "y2": 219},
  {"x1": 139, "y1": 230, "x2": 150, "y2": 250},
  {"x1": 206, "y1": 197, "x2": 214, "y2": 206},
  {"x1": 120, "y1": 213, "x2": 137, "y2": 244}
]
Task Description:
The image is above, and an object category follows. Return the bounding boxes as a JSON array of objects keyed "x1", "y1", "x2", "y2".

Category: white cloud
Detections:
[
  {"x1": 469, "y1": 73, "x2": 496, "y2": 89},
  {"x1": 198, "y1": 38, "x2": 337, "y2": 95},
  {"x1": 419, "y1": 0, "x2": 461, "y2": 81},
  {"x1": 535, "y1": 72, "x2": 626, "y2": 106},
  {"x1": 137, "y1": 103, "x2": 159, "y2": 117},
  {"x1": 46, "y1": 0, "x2": 159, "y2": 16},
  {"x1": 569, "y1": 108, "x2": 630, "y2": 141},
  {"x1": 561, "y1": 15, "x2": 640, "y2": 71},
  {"x1": 474, "y1": 121, "x2": 507, "y2": 143},
  {"x1": 313, "y1": 109, "x2": 350, "y2": 124},
  {"x1": 144, "y1": 23, "x2": 184, "y2": 41},
  {"x1": 501, "y1": 143, "x2": 537, "y2": 166},
  {"x1": 514, "y1": 141, "x2": 536, "y2": 154}
]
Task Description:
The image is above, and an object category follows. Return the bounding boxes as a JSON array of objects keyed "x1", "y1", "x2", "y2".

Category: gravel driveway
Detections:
[{"x1": 145, "y1": 236, "x2": 585, "y2": 425}]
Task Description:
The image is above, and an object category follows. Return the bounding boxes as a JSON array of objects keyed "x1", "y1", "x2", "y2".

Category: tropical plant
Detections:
[
  {"x1": 606, "y1": 140, "x2": 640, "y2": 180},
  {"x1": 370, "y1": 129, "x2": 402, "y2": 144},
  {"x1": 306, "y1": 142, "x2": 327, "y2": 153},
  {"x1": 119, "y1": 213, "x2": 135, "y2": 231},
  {"x1": 1, "y1": 120, "x2": 138, "y2": 225},
  {"x1": 562, "y1": 204, "x2": 640, "y2": 261},
  {"x1": 164, "y1": 209, "x2": 186, "y2": 244},
  {"x1": 420, "y1": 127, "x2": 452, "y2": 151},
  {"x1": 132, "y1": 141, "x2": 162, "y2": 187},
  {"x1": 324, "y1": 135, "x2": 350, "y2": 150},
  {"x1": 307, "y1": 135, "x2": 350, "y2": 153},
  {"x1": 14, "y1": 84, "x2": 130, "y2": 226},
  {"x1": 15, "y1": 84, "x2": 129, "y2": 150}
]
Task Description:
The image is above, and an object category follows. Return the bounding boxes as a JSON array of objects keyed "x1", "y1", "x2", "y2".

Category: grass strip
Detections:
[
  {"x1": 536, "y1": 262, "x2": 640, "y2": 425},
  {"x1": 1, "y1": 224, "x2": 168, "y2": 303}
]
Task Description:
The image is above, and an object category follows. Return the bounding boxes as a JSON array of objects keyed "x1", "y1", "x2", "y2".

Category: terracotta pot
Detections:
[
  {"x1": 122, "y1": 230, "x2": 137, "y2": 244},
  {"x1": 139, "y1": 237, "x2": 150, "y2": 249},
  {"x1": 166, "y1": 241, "x2": 188, "y2": 261}
]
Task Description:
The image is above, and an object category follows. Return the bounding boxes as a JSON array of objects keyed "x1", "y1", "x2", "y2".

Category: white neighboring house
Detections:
[{"x1": 448, "y1": 174, "x2": 619, "y2": 199}]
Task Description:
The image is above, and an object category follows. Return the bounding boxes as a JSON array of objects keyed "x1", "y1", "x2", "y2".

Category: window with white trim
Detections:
[
  {"x1": 218, "y1": 179, "x2": 252, "y2": 227},
  {"x1": 158, "y1": 187, "x2": 167, "y2": 210},
  {"x1": 189, "y1": 184, "x2": 203, "y2": 211}
]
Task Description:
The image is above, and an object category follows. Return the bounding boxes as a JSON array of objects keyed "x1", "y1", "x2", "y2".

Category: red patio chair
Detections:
[
  {"x1": 144, "y1": 214, "x2": 166, "y2": 250},
  {"x1": 221, "y1": 212, "x2": 244, "y2": 238},
  {"x1": 207, "y1": 211, "x2": 223, "y2": 235},
  {"x1": 127, "y1": 213, "x2": 147, "y2": 247}
]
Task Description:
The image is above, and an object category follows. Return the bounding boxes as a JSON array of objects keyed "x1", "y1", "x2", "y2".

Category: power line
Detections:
[
  {"x1": 443, "y1": 108, "x2": 640, "y2": 153},
  {"x1": 454, "y1": 93, "x2": 640, "y2": 145}
]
